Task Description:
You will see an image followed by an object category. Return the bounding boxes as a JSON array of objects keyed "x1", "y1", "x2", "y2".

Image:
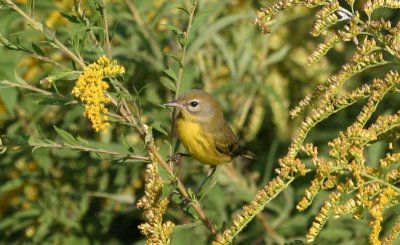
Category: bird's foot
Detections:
[{"x1": 168, "y1": 152, "x2": 190, "y2": 164}]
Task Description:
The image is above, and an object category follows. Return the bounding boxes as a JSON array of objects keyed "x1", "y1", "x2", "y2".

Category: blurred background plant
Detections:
[{"x1": 0, "y1": 0, "x2": 398, "y2": 244}]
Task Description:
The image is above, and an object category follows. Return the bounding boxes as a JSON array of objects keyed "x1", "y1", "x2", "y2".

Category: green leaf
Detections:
[
  {"x1": 181, "y1": 188, "x2": 200, "y2": 220},
  {"x1": 164, "y1": 24, "x2": 183, "y2": 35},
  {"x1": 53, "y1": 125, "x2": 77, "y2": 144},
  {"x1": 172, "y1": 221, "x2": 203, "y2": 234},
  {"x1": 195, "y1": 166, "x2": 221, "y2": 201},
  {"x1": 79, "y1": 195, "x2": 90, "y2": 218},
  {"x1": 0, "y1": 34, "x2": 18, "y2": 50},
  {"x1": 161, "y1": 179, "x2": 178, "y2": 197},
  {"x1": 32, "y1": 148, "x2": 52, "y2": 175},
  {"x1": 144, "y1": 126, "x2": 153, "y2": 148},
  {"x1": 14, "y1": 69, "x2": 27, "y2": 85},
  {"x1": 160, "y1": 76, "x2": 177, "y2": 92},
  {"x1": 175, "y1": 7, "x2": 190, "y2": 15},
  {"x1": 38, "y1": 97, "x2": 72, "y2": 106},
  {"x1": 166, "y1": 54, "x2": 182, "y2": 67},
  {"x1": 151, "y1": 121, "x2": 168, "y2": 136},
  {"x1": 0, "y1": 209, "x2": 39, "y2": 230},
  {"x1": 76, "y1": 135, "x2": 89, "y2": 145},
  {"x1": 94, "y1": 0, "x2": 105, "y2": 9},
  {"x1": 186, "y1": 13, "x2": 252, "y2": 61},
  {"x1": 0, "y1": 178, "x2": 23, "y2": 195},
  {"x1": 212, "y1": 35, "x2": 236, "y2": 76},
  {"x1": 46, "y1": 71, "x2": 81, "y2": 83},
  {"x1": 28, "y1": 0, "x2": 35, "y2": 17},
  {"x1": 178, "y1": 36, "x2": 187, "y2": 47},
  {"x1": 89, "y1": 192, "x2": 135, "y2": 204},
  {"x1": 265, "y1": 44, "x2": 291, "y2": 66},
  {"x1": 10, "y1": 219, "x2": 34, "y2": 233},
  {"x1": 163, "y1": 67, "x2": 177, "y2": 81},
  {"x1": 60, "y1": 12, "x2": 81, "y2": 24},
  {"x1": 33, "y1": 217, "x2": 51, "y2": 243},
  {"x1": 31, "y1": 43, "x2": 45, "y2": 56},
  {"x1": 120, "y1": 133, "x2": 132, "y2": 151},
  {"x1": 98, "y1": 173, "x2": 109, "y2": 191},
  {"x1": 188, "y1": 13, "x2": 210, "y2": 44}
]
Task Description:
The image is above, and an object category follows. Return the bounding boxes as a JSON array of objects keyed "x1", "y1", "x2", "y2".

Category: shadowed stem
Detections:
[{"x1": 169, "y1": 0, "x2": 199, "y2": 151}]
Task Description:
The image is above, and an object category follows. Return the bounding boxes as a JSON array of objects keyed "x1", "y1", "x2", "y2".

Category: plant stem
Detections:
[
  {"x1": 361, "y1": 173, "x2": 400, "y2": 194},
  {"x1": 4, "y1": 0, "x2": 86, "y2": 69},
  {"x1": 100, "y1": 0, "x2": 112, "y2": 58},
  {"x1": 147, "y1": 144, "x2": 217, "y2": 234},
  {"x1": 0, "y1": 80, "x2": 54, "y2": 96},
  {"x1": 174, "y1": 0, "x2": 198, "y2": 99},
  {"x1": 212, "y1": 174, "x2": 302, "y2": 245},
  {"x1": 168, "y1": 0, "x2": 199, "y2": 147},
  {"x1": 25, "y1": 142, "x2": 149, "y2": 161}
]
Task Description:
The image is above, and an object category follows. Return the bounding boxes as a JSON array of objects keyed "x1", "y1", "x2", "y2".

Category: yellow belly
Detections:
[{"x1": 175, "y1": 118, "x2": 232, "y2": 166}]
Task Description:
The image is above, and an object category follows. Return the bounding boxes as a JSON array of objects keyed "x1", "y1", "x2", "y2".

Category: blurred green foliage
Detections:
[{"x1": 0, "y1": 0, "x2": 399, "y2": 244}]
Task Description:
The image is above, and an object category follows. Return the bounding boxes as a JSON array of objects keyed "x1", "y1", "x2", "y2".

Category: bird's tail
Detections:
[{"x1": 238, "y1": 147, "x2": 257, "y2": 160}]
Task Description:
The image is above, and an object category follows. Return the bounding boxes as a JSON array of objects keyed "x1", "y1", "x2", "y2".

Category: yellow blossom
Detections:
[
  {"x1": 137, "y1": 152, "x2": 175, "y2": 245},
  {"x1": 72, "y1": 55, "x2": 125, "y2": 132}
]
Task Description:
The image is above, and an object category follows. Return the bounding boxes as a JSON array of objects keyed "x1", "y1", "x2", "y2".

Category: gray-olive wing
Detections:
[{"x1": 211, "y1": 121, "x2": 240, "y2": 157}]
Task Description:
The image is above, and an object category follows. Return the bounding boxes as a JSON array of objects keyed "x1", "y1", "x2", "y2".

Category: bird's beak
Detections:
[{"x1": 163, "y1": 101, "x2": 184, "y2": 109}]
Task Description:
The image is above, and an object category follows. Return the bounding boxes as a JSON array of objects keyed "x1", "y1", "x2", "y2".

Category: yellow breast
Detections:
[{"x1": 175, "y1": 117, "x2": 232, "y2": 166}]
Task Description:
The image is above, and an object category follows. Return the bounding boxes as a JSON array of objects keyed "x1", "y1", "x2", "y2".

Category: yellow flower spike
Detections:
[
  {"x1": 72, "y1": 56, "x2": 125, "y2": 132},
  {"x1": 137, "y1": 153, "x2": 175, "y2": 245}
]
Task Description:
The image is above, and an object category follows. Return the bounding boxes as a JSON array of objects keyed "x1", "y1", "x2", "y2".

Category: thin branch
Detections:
[
  {"x1": 146, "y1": 144, "x2": 217, "y2": 235},
  {"x1": 3, "y1": 0, "x2": 86, "y2": 69},
  {"x1": 74, "y1": 0, "x2": 99, "y2": 47},
  {"x1": 1, "y1": 79, "x2": 54, "y2": 96},
  {"x1": 174, "y1": 0, "x2": 198, "y2": 99},
  {"x1": 169, "y1": 0, "x2": 199, "y2": 146},
  {"x1": 361, "y1": 172, "x2": 400, "y2": 194},
  {"x1": 212, "y1": 175, "x2": 300, "y2": 244},
  {"x1": 100, "y1": 0, "x2": 112, "y2": 58},
  {"x1": 235, "y1": 89, "x2": 257, "y2": 130},
  {"x1": 29, "y1": 142, "x2": 149, "y2": 161},
  {"x1": 30, "y1": 53, "x2": 67, "y2": 69}
]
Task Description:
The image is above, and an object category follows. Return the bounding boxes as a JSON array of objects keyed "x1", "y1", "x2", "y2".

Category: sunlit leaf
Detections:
[{"x1": 53, "y1": 125, "x2": 77, "y2": 144}]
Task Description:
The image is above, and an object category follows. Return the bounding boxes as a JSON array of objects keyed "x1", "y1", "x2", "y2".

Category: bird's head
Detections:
[{"x1": 164, "y1": 89, "x2": 223, "y2": 122}]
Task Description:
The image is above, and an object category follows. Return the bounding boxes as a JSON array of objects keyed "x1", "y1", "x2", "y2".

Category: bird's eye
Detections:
[{"x1": 189, "y1": 101, "x2": 199, "y2": 107}]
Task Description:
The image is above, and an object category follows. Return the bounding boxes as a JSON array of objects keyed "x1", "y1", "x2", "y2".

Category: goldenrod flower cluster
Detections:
[
  {"x1": 214, "y1": 0, "x2": 400, "y2": 244},
  {"x1": 369, "y1": 187, "x2": 398, "y2": 245},
  {"x1": 72, "y1": 56, "x2": 125, "y2": 131},
  {"x1": 301, "y1": 71, "x2": 400, "y2": 243},
  {"x1": 307, "y1": 191, "x2": 341, "y2": 242},
  {"x1": 137, "y1": 152, "x2": 175, "y2": 245},
  {"x1": 383, "y1": 217, "x2": 400, "y2": 245},
  {"x1": 213, "y1": 176, "x2": 288, "y2": 245}
]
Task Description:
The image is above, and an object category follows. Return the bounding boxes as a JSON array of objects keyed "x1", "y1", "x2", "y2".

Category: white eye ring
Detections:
[{"x1": 189, "y1": 100, "x2": 199, "y2": 107}]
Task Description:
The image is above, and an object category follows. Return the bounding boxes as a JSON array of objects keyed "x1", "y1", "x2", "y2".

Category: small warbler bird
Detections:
[{"x1": 164, "y1": 89, "x2": 255, "y2": 166}]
